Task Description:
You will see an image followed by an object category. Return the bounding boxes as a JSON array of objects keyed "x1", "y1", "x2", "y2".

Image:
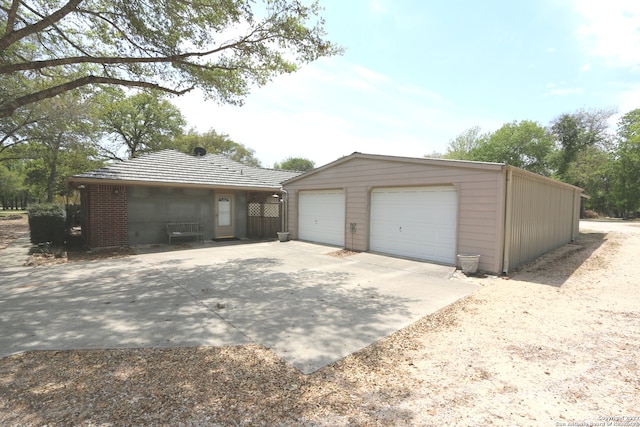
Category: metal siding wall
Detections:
[
  {"x1": 506, "y1": 171, "x2": 577, "y2": 271},
  {"x1": 573, "y1": 190, "x2": 581, "y2": 239},
  {"x1": 284, "y1": 156, "x2": 505, "y2": 272}
]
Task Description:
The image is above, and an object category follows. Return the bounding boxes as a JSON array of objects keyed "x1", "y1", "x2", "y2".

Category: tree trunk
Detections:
[{"x1": 46, "y1": 163, "x2": 57, "y2": 203}]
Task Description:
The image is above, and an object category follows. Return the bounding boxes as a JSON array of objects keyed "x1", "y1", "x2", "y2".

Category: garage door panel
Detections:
[
  {"x1": 298, "y1": 190, "x2": 345, "y2": 246},
  {"x1": 370, "y1": 187, "x2": 457, "y2": 264}
]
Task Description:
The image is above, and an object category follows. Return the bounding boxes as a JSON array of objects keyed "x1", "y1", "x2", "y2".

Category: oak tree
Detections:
[
  {"x1": 163, "y1": 128, "x2": 261, "y2": 166},
  {"x1": 22, "y1": 92, "x2": 101, "y2": 202},
  {"x1": 442, "y1": 126, "x2": 486, "y2": 161},
  {"x1": 273, "y1": 156, "x2": 315, "y2": 171},
  {"x1": 611, "y1": 109, "x2": 640, "y2": 216},
  {"x1": 549, "y1": 108, "x2": 615, "y2": 183},
  {"x1": 472, "y1": 121, "x2": 554, "y2": 176},
  {"x1": 96, "y1": 91, "x2": 186, "y2": 160},
  {"x1": 0, "y1": 0, "x2": 340, "y2": 118}
]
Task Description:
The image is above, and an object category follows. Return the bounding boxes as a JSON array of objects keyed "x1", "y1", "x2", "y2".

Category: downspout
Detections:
[
  {"x1": 502, "y1": 167, "x2": 514, "y2": 274},
  {"x1": 571, "y1": 189, "x2": 578, "y2": 241},
  {"x1": 280, "y1": 187, "x2": 288, "y2": 233},
  {"x1": 571, "y1": 190, "x2": 582, "y2": 242}
]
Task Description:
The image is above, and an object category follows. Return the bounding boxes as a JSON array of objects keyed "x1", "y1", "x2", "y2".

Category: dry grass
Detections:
[
  {"x1": 0, "y1": 216, "x2": 134, "y2": 266},
  {"x1": 1, "y1": 220, "x2": 639, "y2": 426},
  {"x1": 326, "y1": 249, "x2": 360, "y2": 258},
  {"x1": 0, "y1": 214, "x2": 28, "y2": 250}
]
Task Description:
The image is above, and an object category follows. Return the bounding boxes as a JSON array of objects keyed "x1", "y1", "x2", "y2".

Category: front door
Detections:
[{"x1": 215, "y1": 193, "x2": 234, "y2": 238}]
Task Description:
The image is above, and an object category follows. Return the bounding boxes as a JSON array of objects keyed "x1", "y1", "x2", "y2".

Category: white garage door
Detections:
[
  {"x1": 298, "y1": 190, "x2": 345, "y2": 246},
  {"x1": 370, "y1": 186, "x2": 457, "y2": 264}
]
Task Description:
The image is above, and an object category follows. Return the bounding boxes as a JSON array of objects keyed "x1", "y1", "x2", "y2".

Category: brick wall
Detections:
[{"x1": 86, "y1": 184, "x2": 128, "y2": 248}]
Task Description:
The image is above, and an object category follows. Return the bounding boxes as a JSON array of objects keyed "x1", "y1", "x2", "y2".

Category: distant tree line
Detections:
[
  {"x1": 436, "y1": 108, "x2": 640, "y2": 218},
  {"x1": 0, "y1": 90, "x2": 313, "y2": 207}
]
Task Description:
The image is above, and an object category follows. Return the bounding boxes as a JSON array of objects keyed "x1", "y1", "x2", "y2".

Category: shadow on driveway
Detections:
[{"x1": 0, "y1": 241, "x2": 479, "y2": 373}]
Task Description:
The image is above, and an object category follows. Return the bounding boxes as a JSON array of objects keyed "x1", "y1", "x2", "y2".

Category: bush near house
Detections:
[
  {"x1": 583, "y1": 209, "x2": 599, "y2": 219},
  {"x1": 65, "y1": 204, "x2": 82, "y2": 229},
  {"x1": 27, "y1": 204, "x2": 67, "y2": 246}
]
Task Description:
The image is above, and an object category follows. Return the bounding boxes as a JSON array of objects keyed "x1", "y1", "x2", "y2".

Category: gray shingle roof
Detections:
[{"x1": 70, "y1": 150, "x2": 302, "y2": 189}]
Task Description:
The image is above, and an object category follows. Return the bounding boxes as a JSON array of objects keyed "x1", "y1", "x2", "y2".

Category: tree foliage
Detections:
[
  {"x1": 274, "y1": 156, "x2": 315, "y2": 171},
  {"x1": 21, "y1": 92, "x2": 102, "y2": 201},
  {"x1": 443, "y1": 121, "x2": 553, "y2": 175},
  {"x1": 1, "y1": 75, "x2": 58, "y2": 158},
  {"x1": 0, "y1": 87, "x2": 103, "y2": 205},
  {"x1": 96, "y1": 91, "x2": 186, "y2": 160},
  {"x1": 474, "y1": 121, "x2": 553, "y2": 175},
  {"x1": 610, "y1": 109, "x2": 640, "y2": 216},
  {"x1": 0, "y1": 0, "x2": 341, "y2": 118},
  {"x1": 568, "y1": 145, "x2": 615, "y2": 214},
  {"x1": 162, "y1": 128, "x2": 261, "y2": 167},
  {"x1": 440, "y1": 107, "x2": 640, "y2": 217},
  {"x1": 0, "y1": 160, "x2": 26, "y2": 208},
  {"x1": 442, "y1": 126, "x2": 486, "y2": 161},
  {"x1": 549, "y1": 108, "x2": 615, "y2": 183}
]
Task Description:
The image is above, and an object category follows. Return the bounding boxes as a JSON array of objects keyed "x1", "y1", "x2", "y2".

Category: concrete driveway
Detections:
[{"x1": 0, "y1": 239, "x2": 479, "y2": 373}]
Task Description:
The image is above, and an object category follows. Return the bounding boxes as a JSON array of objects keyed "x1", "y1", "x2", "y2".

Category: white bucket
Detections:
[
  {"x1": 277, "y1": 232, "x2": 290, "y2": 242},
  {"x1": 457, "y1": 254, "x2": 480, "y2": 274}
]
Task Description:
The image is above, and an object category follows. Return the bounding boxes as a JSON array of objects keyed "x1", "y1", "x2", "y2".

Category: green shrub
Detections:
[
  {"x1": 28, "y1": 204, "x2": 67, "y2": 245},
  {"x1": 65, "y1": 204, "x2": 82, "y2": 228}
]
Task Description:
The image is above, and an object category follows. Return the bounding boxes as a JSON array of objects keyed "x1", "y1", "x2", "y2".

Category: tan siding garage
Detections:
[
  {"x1": 283, "y1": 153, "x2": 582, "y2": 275},
  {"x1": 298, "y1": 190, "x2": 345, "y2": 246},
  {"x1": 503, "y1": 168, "x2": 581, "y2": 272},
  {"x1": 370, "y1": 186, "x2": 458, "y2": 263}
]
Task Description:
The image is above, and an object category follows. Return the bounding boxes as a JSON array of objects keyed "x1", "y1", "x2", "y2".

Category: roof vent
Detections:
[{"x1": 193, "y1": 147, "x2": 206, "y2": 157}]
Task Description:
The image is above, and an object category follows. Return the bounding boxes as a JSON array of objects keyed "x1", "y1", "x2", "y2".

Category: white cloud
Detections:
[
  {"x1": 573, "y1": 0, "x2": 640, "y2": 70},
  {"x1": 549, "y1": 87, "x2": 585, "y2": 96},
  {"x1": 366, "y1": 0, "x2": 424, "y2": 31},
  {"x1": 369, "y1": 0, "x2": 389, "y2": 15},
  {"x1": 615, "y1": 83, "x2": 640, "y2": 116},
  {"x1": 580, "y1": 64, "x2": 591, "y2": 72},
  {"x1": 542, "y1": 81, "x2": 585, "y2": 97},
  {"x1": 174, "y1": 58, "x2": 497, "y2": 167}
]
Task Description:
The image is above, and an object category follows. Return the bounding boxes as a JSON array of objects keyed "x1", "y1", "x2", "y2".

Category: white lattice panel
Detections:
[
  {"x1": 248, "y1": 203, "x2": 261, "y2": 217},
  {"x1": 264, "y1": 203, "x2": 280, "y2": 218}
]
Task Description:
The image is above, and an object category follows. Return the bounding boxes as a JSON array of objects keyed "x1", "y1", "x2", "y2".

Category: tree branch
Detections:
[
  {"x1": 0, "y1": 0, "x2": 84, "y2": 51},
  {"x1": 4, "y1": 0, "x2": 21, "y2": 33},
  {"x1": 0, "y1": 53, "x2": 237, "y2": 74},
  {"x1": 75, "y1": 8, "x2": 159, "y2": 56},
  {"x1": 1, "y1": 6, "x2": 292, "y2": 75},
  {"x1": 0, "y1": 138, "x2": 29, "y2": 154},
  {"x1": 0, "y1": 75, "x2": 194, "y2": 118},
  {"x1": 1, "y1": 119, "x2": 37, "y2": 146}
]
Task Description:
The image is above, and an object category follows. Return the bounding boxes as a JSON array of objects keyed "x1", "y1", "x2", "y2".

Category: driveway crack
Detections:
[{"x1": 141, "y1": 259, "x2": 257, "y2": 345}]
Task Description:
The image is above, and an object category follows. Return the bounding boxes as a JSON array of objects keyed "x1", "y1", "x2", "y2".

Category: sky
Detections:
[{"x1": 174, "y1": 0, "x2": 640, "y2": 169}]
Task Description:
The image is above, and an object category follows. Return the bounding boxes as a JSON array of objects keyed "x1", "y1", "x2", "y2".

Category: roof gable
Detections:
[
  {"x1": 283, "y1": 152, "x2": 582, "y2": 193},
  {"x1": 69, "y1": 150, "x2": 301, "y2": 190},
  {"x1": 283, "y1": 152, "x2": 505, "y2": 185}
]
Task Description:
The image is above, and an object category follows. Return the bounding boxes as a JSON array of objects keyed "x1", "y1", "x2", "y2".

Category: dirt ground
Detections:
[
  {"x1": 0, "y1": 215, "x2": 133, "y2": 265},
  {"x1": 0, "y1": 219, "x2": 638, "y2": 426},
  {"x1": 0, "y1": 214, "x2": 28, "y2": 251}
]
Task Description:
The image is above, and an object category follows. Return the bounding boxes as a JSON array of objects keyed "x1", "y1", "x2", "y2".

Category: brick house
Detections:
[{"x1": 67, "y1": 150, "x2": 301, "y2": 248}]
